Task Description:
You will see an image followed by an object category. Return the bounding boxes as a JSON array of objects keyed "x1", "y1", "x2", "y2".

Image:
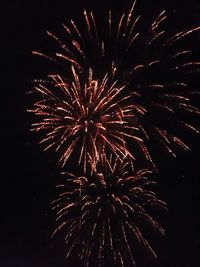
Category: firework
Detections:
[
  {"x1": 29, "y1": 65, "x2": 147, "y2": 172},
  {"x1": 52, "y1": 156, "x2": 167, "y2": 267},
  {"x1": 31, "y1": 0, "x2": 200, "y2": 170}
]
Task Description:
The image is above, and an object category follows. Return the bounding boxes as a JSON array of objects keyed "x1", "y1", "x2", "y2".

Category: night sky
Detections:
[{"x1": 1, "y1": 0, "x2": 200, "y2": 266}]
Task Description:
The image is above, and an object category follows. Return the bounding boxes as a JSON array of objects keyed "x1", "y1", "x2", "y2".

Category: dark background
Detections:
[{"x1": 1, "y1": 0, "x2": 200, "y2": 266}]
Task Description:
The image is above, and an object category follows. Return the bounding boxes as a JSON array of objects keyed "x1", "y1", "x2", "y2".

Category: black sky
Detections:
[{"x1": 1, "y1": 0, "x2": 200, "y2": 266}]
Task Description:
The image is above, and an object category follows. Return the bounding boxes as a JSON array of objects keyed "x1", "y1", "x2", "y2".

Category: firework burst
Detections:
[
  {"x1": 52, "y1": 156, "x2": 167, "y2": 267},
  {"x1": 31, "y1": 0, "x2": 200, "y2": 170},
  {"x1": 29, "y1": 65, "x2": 147, "y2": 172}
]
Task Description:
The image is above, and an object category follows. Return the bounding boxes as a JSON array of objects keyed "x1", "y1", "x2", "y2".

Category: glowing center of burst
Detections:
[
  {"x1": 96, "y1": 173, "x2": 120, "y2": 201},
  {"x1": 81, "y1": 116, "x2": 105, "y2": 134},
  {"x1": 84, "y1": 119, "x2": 94, "y2": 133}
]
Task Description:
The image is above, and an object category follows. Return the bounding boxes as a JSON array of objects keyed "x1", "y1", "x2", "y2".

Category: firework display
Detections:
[
  {"x1": 29, "y1": 0, "x2": 199, "y2": 266},
  {"x1": 52, "y1": 157, "x2": 167, "y2": 266},
  {"x1": 31, "y1": 0, "x2": 200, "y2": 169}
]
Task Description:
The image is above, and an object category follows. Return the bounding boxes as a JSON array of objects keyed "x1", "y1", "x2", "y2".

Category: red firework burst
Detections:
[
  {"x1": 52, "y1": 156, "x2": 167, "y2": 267},
  {"x1": 29, "y1": 66, "x2": 148, "y2": 172}
]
